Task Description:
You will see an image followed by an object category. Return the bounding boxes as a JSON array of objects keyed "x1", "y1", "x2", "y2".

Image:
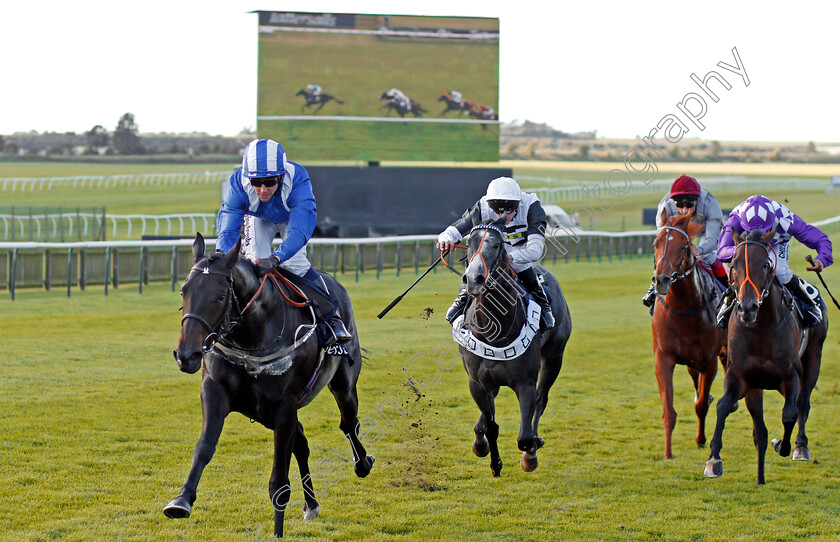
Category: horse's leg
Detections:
[
  {"x1": 744, "y1": 389, "x2": 768, "y2": 485},
  {"x1": 795, "y1": 345, "x2": 823, "y2": 461},
  {"x1": 654, "y1": 353, "x2": 677, "y2": 460},
  {"x1": 532, "y1": 342, "x2": 567, "y2": 447},
  {"x1": 164, "y1": 377, "x2": 230, "y2": 519},
  {"x1": 293, "y1": 421, "x2": 320, "y2": 521},
  {"x1": 705, "y1": 373, "x2": 744, "y2": 478},
  {"x1": 771, "y1": 374, "x2": 801, "y2": 461},
  {"x1": 514, "y1": 384, "x2": 539, "y2": 472},
  {"x1": 693, "y1": 361, "x2": 718, "y2": 448},
  {"x1": 468, "y1": 379, "x2": 502, "y2": 476},
  {"x1": 328, "y1": 363, "x2": 374, "y2": 478},
  {"x1": 269, "y1": 404, "x2": 298, "y2": 538}
]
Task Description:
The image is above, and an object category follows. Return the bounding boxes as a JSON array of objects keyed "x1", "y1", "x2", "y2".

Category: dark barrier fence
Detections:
[
  {"x1": 0, "y1": 231, "x2": 660, "y2": 299},
  {"x1": 5, "y1": 215, "x2": 837, "y2": 299}
]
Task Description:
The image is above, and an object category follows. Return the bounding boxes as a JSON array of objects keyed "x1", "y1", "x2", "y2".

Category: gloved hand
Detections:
[{"x1": 255, "y1": 255, "x2": 281, "y2": 277}]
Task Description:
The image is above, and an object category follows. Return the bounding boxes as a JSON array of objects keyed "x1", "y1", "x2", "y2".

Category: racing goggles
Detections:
[
  {"x1": 488, "y1": 199, "x2": 518, "y2": 214},
  {"x1": 250, "y1": 175, "x2": 281, "y2": 188},
  {"x1": 674, "y1": 196, "x2": 698, "y2": 209}
]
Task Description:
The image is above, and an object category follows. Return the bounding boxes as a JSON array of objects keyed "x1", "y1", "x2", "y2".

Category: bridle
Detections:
[
  {"x1": 180, "y1": 261, "x2": 244, "y2": 351},
  {"x1": 655, "y1": 226, "x2": 696, "y2": 282},
  {"x1": 467, "y1": 224, "x2": 509, "y2": 286},
  {"x1": 733, "y1": 239, "x2": 777, "y2": 308}
]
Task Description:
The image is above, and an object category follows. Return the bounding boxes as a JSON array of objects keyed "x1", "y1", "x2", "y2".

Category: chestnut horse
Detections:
[
  {"x1": 704, "y1": 229, "x2": 827, "y2": 484},
  {"x1": 651, "y1": 213, "x2": 726, "y2": 460}
]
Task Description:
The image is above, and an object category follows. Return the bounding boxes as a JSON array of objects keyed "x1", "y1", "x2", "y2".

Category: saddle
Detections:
[{"x1": 267, "y1": 268, "x2": 351, "y2": 359}]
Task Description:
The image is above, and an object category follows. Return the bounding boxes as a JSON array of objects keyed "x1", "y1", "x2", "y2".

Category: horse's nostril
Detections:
[{"x1": 476, "y1": 275, "x2": 485, "y2": 285}]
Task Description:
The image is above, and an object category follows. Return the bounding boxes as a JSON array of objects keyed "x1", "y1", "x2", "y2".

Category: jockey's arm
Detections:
[
  {"x1": 654, "y1": 194, "x2": 671, "y2": 228},
  {"x1": 510, "y1": 201, "x2": 548, "y2": 266},
  {"x1": 716, "y1": 214, "x2": 741, "y2": 263},
  {"x1": 437, "y1": 202, "x2": 481, "y2": 252},
  {"x1": 789, "y1": 214, "x2": 834, "y2": 268},
  {"x1": 274, "y1": 175, "x2": 317, "y2": 262},
  {"x1": 216, "y1": 174, "x2": 248, "y2": 253},
  {"x1": 697, "y1": 193, "x2": 724, "y2": 260}
]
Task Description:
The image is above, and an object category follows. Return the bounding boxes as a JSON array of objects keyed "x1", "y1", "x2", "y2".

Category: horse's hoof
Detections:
[
  {"x1": 491, "y1": 457, "x2": 503, "y2": 477},
  {"x1": 163, "y1": 497, "x2": 192, "y2": 519},
  {"x1": 354, "y1": 455, "x2": 375, "y2": 478},
  {"x1": 303, "y1": 503, "x2": 321, "y2": 521},
  {"x1": 793, "y1": 446, "x2": 811, "y2": 461},
  {"x1": 704, "y1": 458, "x2": 723, "y2": 478},
  {"x1": 521, "y1": 451, "x2": 538, "y2": 472},
  {"x1": 772, "y1": 438, "x2": 791, "y2": 457},
  {"x1": 473, "y1": 437, "x2": 490, "y2": 458},
  {"x1": 533, "y1": 437, "x2": 545, "y2": 451}
]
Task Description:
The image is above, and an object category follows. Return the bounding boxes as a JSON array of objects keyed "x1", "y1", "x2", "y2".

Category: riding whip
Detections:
[
  {"x1": 806, "y1": 255, "x2": 840, "y2": 310},
  {"x1": 377, "y1": 256, "x2": 444, "y2": 319}
]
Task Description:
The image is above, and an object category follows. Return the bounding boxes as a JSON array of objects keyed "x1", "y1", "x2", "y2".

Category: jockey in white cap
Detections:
[{"x1": 436, "y1": 176, "x2": 556, "y2": 331}]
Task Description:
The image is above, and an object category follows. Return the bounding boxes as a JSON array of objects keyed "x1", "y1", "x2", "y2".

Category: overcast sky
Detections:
[{"x1": 2, "y1": 1, "x2": 838, "y2": 142}]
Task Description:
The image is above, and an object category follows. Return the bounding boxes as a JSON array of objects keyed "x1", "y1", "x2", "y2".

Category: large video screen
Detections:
[{"x1": 256, "y1": 11, "x2": 499, "y2": 162}]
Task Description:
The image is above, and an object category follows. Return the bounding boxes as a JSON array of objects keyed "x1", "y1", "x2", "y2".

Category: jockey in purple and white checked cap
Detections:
[{"x1": 715, "y1": 194, "x2": 832, "y2": 328}]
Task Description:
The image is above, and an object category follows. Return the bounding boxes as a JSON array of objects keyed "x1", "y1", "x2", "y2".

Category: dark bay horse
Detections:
[
  {"x1": 295, "y1": 89, "x2": 344, "y2": 113},
  {"x1": 704, "y1": 229, "x2": 827, "y2": 484},
  {"x1": 456, "y1": 223, "x2": 571, "y2": 476},
  {"x1": 165, "y1": 234, "x2": 374, "y2": 537},
  {"x1": 438, "y1": 92, "x2": 468, "y2": 115},
  {"x1": 651, "y1": 213, "x2": 726, "y2": 460},
  {"x1": 379, "y1": 91, "x2": 427, "y2": 117}
]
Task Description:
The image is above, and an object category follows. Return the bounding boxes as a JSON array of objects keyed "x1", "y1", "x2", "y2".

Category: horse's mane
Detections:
[{"x1": 665, "y1": 213, "x2": 702, "y2": 240}]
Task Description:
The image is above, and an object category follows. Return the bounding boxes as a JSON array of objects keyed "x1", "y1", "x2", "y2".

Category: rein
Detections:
[
  {"x1": 734, "y1": 240, "x2": 776, "y2": 308},
  {"x1": 467, "y1": 224, "x2": 513, "y2": 282},
  {"x1": 182, "y1": 262, "x2": 315, "y2": 353}
]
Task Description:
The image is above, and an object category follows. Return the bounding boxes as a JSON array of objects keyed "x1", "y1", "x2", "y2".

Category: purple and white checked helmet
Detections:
[
  {"x1": 739, "y1": 195, "x2": 778, "y2": 232},
  {"x1": 242, "y1": 139, "x2": 287, "y2": 178}
]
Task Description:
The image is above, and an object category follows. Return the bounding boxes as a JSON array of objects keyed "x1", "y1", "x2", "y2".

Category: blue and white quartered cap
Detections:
[{"x1": 242, "y1": 139, "x2": 287, "y2": 178}]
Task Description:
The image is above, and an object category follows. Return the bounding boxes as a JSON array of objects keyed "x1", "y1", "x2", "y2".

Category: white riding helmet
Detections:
[{"x1": 486, "y1": 177, "x2": 522, "y2": 214}]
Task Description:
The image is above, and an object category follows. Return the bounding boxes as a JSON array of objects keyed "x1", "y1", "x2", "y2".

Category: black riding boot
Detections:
[
  {"x1": 316, "y1": 277, "x2": 352, "y2": 346},
  {"x1": 642, "y1": 278, "x2": 656, "y2": 307},
  {"x1": 786, "y1": 275, "x2": 822, "y2": 328},
  {"x1": 446, "y1": 285, "x2": 469, "y2": 324},
  {"x1": 716, "y1": 287, "x2": 736, "y2": 328},
  {"x1": 518, "y1": 267, "x2": 555, "y2": 331}
]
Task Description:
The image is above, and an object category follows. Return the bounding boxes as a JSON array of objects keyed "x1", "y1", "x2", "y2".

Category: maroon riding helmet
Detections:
[{"x1": 670, "y1": 175, "x2": 701, "y2": 198}]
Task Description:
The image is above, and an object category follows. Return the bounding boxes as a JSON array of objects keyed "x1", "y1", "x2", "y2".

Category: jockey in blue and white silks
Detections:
[
  {"x1": 436, "y1": 176, "x2": 555, "y2": 331},
  {"x1": 715, "y1": 194, "x2": 833, "y2": 328},
  {"x1": 217, "y1": 139, "x2": 317, "y2": 273},
  {"x1": 216, "y1": 138, "x2": 350, "y2": 345}
]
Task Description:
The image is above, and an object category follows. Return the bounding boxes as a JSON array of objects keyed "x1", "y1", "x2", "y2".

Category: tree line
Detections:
[{"x1": 1, "y1": 113, "x2": 253, "y2": 158}]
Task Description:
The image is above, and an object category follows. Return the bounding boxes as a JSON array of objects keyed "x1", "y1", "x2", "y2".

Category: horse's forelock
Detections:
[{"x1": 747, "y1": 229, "x2": 766, "y2": 243}]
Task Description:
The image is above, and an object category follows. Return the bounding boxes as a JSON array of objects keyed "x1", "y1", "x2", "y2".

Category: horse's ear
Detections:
[
  {"x1": 223, "y1": 238, "x2": 241, "y2": 270},
  {"x1": 731, "y1": 229, "x2": 742, "y2": 247},
  {"x1": 658, "y1": 207, "x2": 668, "y2": 227},
  {"x1": 193, "y1": 233, "x2": 205, "y2": 263},
  {"x1": 761, "y1": 226, "x2": 776, "y2": 245},
  {"x1": 490, "y1": 216, "x2": 507, "y2": 228}
]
